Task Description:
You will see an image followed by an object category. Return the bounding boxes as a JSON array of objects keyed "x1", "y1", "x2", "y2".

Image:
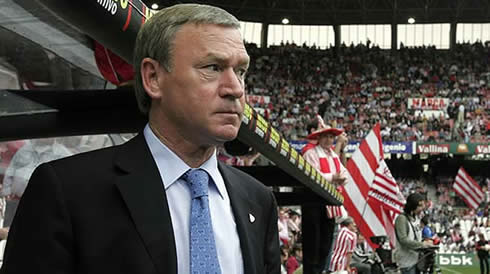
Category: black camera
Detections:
[{"x1": 370, "y1": 235, "x2": 388, "y2": 246}]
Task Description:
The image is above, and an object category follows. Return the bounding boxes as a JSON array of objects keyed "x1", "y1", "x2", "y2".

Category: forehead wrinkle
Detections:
[
  {"x1": 202, "y1": 52, "x2": 250, "y2": 68},
  {"x1": 205, "y1": 30, "x2": 245, "y2": 46},
  {"x1": 177, "y1": 24, "x2": 249, "y2": 67}
]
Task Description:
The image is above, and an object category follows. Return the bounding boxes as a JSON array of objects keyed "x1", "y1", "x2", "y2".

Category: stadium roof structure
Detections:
[{"x1": 148, "y1": 0, "x2": 490, "y2": 25}]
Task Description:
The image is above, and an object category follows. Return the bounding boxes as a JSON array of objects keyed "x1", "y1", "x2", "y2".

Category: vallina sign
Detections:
[{"x1": 417, "y1": 143, "x2": 490, "y2": 155}]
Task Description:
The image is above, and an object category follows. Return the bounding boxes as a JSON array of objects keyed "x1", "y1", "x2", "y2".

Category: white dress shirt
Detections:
[{"x1": 144, "y1": 125, "x2": 244, "y2": 274}]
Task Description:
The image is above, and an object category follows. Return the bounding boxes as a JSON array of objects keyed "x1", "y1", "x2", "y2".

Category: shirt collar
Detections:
[{"x1": 143, "y1": 124, "x2": 226, "y2": 199}]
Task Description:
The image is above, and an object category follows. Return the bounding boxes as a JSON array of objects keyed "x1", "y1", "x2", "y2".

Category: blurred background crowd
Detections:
[{"x1": 245, "y1": 41, "x2": 489, "y2": 143}]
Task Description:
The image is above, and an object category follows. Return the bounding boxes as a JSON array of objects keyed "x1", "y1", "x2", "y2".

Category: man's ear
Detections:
[{"x1": 140, "y1": 58, "x2": 163, "y2": 99}]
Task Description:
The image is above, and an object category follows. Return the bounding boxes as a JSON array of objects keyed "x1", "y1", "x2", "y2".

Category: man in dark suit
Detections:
[{"x1": 1, "y1": 4, "x2": 280, "y2": 274}]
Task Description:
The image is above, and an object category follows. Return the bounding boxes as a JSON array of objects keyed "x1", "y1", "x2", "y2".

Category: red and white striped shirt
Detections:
[{"x1": 329, "y1": 226, "x2": 357, "y2": 272}]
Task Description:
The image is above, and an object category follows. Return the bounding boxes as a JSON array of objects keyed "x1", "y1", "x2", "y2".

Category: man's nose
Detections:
[{"x1": 219, "y1": 68, "x2": 244, "y2": 99}]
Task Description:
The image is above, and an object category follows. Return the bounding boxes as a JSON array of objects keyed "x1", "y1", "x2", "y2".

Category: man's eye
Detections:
[
  {"x1": 236, "y1": 68, "x2": 248, "y2": 78},
  {"x1": 205, "y1": 64, "x2": 220, "y2": 71}
]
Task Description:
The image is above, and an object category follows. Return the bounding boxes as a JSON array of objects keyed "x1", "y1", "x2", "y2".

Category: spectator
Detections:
[
  {"x1": 280, "y1": 245, "x2": 289, "y2": 274},
  {"x1": 286, "y1": 244, "x2": 303, "y2": 274},
  {"x1": 1, "y1": 138, "x2": 72, "y2": 200},
  {"x1": 302, "y1": 115, "x2": 348, "y2": 186},
  {"x1": 394, "y1": 193, "x2": 433, "y2": 274},
  {"x1": 288, "y1": 209, "x2": 302, "y2": 246},
  {"x1": 328, "y1": 216, "x2": 358, "y2": 273},
  {"x1": 421, "y1": 215, "x2": 434, "y2": 241},
  {"x1": 279, "y1": 208, "x2": 291, "y2": 246},
  {"x1": 350, "y1": 233, "x2": 373, "y2": 274},
  {"x1": 1, "y1": 138, "x2": 72, "y2": 229},
  {"x1": 476, "y1": 233, "x2": 489, "y2": 274}
]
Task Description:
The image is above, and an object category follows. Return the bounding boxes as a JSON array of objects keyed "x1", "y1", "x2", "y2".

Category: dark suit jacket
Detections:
[{"x1": 1, "y1": 134, "x2": 280, "y2": 274}]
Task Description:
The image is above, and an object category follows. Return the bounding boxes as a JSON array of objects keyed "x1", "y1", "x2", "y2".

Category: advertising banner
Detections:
[
  {"x1": 416, "y1": 143, "x2": 490, "y2": 154},
  {"x1": 474, "y1": 143, "x2": 490, "y2": 154},
  {"x1": 382, "y1": 141, "x2": 414, "y2": 154},
  {"x1": 289, "y1": 140, "x2": 307, "y2": 153},
  {"x1": 436, "y1": 253, "x2": 476, "y2": 267},
  {"x1": 290, "y1": 141, "x2": 414, "y2": 154},
  {"x1": 293, "y1": 141, "x2": 490, "y2": 155},
  {"x1": 416, "y1": 143, "x2": 451, "y2": 154},
  {"x1": 246, "y1": 95, "x2": 270, "y2": 105},
  {"x1": 408, "y1": 98, "x2": 449, "y2": 110}
]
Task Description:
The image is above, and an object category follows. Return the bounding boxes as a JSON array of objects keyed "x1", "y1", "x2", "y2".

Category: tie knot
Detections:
[{"x1": 182, "y1": 168, "x2": 209, "y2": 199}]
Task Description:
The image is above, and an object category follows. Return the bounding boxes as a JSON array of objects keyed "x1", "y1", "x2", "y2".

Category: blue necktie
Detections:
[{"x1": 182, "y1": 169, "x2": 222, "y2": 274}]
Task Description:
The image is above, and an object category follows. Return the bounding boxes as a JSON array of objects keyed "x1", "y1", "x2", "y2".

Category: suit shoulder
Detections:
[
  {"x1": 220, "y1": 164, "x2": 271, "y2": 193},
  {"x1": 48, "y1": 145, "x2": 120, "y2": 170}
]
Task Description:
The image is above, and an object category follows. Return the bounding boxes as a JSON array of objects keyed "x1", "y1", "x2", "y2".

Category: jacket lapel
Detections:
[
  {"x1": 113, "y1": 134, "x2": 177, "y2": 274},
  {"x1": 218, "y1": 163, "x2": 257, "y2": 274}
]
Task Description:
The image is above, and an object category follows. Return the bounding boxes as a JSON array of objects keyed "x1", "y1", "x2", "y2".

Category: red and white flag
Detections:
[
  {"x1": 326, "y1": 205, "x2": 344, "y2": 219},
  {"x1": 369, "y1": 160, "x2": 405, "y2": 215},
  {"x1": 368, "y1": 159, "x2": 405, "y2": 247},
  {"x1": 453, "y1": 167, "x2": 484, "y2": 210},
  {"x1": 341, "y1": 123, "x2": 405, "y2": 248}
]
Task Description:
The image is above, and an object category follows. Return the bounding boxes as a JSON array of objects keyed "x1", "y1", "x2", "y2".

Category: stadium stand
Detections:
[{"x1": 245, "y1": 42, "x2": 489, "y2": 143}]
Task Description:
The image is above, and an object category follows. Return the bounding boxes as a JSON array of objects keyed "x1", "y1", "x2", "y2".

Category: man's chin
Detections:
[
  {"x1": 214, "y1": 127, "x2": 240, "y2": 143},
  {"x1": 216, "y1": 133, "x2": 239, "y2": 143}
]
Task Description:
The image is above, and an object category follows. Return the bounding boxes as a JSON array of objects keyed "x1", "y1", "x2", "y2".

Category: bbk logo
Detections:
[{"x1": 438, "y1": 255, "x2": 473, "y2": 266}]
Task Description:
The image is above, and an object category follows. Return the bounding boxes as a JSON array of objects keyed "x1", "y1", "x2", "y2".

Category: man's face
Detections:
[
  {"x1": 279, "y1": 210, "x2": 289, "y2": 220},
  {"x1": 296, "y1": 249, "x2": 303, "y2": 260},
  {"x1": 153, "y1": 23, "x2": 249, "y2": 146},
  {"x1": 347, "y1": 222, "x2": 357, "y2": 233},
  {"x1": 318, "y1": 133, "x2": 335, "y2": 149},
  {"x1": 357, "y1": 234, "x2": 364, "y2": 244}
]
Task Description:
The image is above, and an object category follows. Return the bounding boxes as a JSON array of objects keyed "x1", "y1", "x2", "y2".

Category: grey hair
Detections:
[{"x1": 133, "y1": 3, "x2": 241, "y2": 115}]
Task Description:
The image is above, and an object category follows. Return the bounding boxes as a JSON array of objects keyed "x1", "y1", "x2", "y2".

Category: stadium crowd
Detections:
[
  {"x1": 245, "y1": 41, "x2": 490, "y2": 143},
  {"x1": 428, "y1": 177, "x2": 490, "y2": 254},
  {"x1": 276, "y1": 177, "x2": 490, "y2": 273}
]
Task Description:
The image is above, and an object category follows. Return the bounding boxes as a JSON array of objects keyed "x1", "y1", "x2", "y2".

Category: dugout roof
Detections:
[{"x1": 148, "y1": 0, "x2": 490, "y2": 25}]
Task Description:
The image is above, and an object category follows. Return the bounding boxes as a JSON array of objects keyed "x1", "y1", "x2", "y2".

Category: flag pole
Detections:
[{"x1": 360, "y1": 195, "x2": 371, "y2": 218}]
